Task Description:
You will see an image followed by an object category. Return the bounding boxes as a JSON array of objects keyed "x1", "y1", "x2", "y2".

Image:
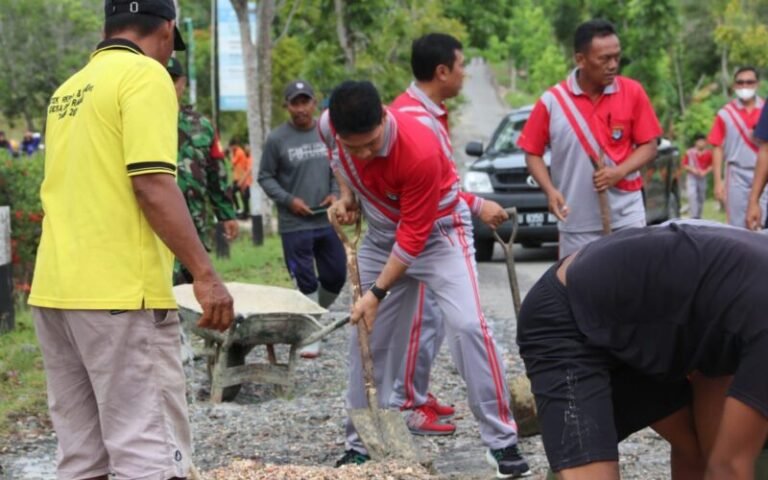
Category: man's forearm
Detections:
[
  {"x1": 256, "y1": 171, "x2": 293, "y2": 206},
  {"x1": 616, "y1": 140, "x2": 657, "y2": 177},
  {"x1": 373, "y1": 254, "x2": 409, "y2": 291},
  {"x1": 749, "y1": 144, "x2": 768, "y2": 203},
  {"x1": 132, "y1": 173, "x2": 215, "y2": 279},
  {"x1": 712, "y1": 146, "x2": 724, "y2": 185},
  {"x1": 334, "y1": 170, "x2": 354, "y2": 201},
  {"x1": 526, "y1": 154, "x2": 558, "y2": 195}
]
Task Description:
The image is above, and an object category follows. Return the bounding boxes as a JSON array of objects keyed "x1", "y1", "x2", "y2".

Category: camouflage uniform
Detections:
[{"x1": 174, "y1": 105, "x2": 236, "y2": 284}]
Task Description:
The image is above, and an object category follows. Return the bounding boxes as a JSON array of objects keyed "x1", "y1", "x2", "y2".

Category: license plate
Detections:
[{"x1": 521, "y1": 212, "x2": 557, "y2": 226}]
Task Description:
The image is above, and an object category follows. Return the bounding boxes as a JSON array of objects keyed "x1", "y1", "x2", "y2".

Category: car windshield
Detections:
[{"x1": 486, "y1": 115, "x2": 528, "y2": 155}]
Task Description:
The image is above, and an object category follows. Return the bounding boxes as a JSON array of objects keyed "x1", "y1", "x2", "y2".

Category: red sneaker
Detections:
[
  {"x1": 406, "y1": 405, "x2": 456, "y2": 436},
  {"x1": 426, "y1": 393, "x2": 455, "y2": 418}
]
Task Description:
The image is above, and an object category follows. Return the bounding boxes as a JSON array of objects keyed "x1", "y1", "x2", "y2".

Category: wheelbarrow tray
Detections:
[
  {"x1": 174, "y1": 282, "x2": 328, "y2": 347},
  {"x1": 173, "y1": 282, "x2": 343, "y2": 402}
]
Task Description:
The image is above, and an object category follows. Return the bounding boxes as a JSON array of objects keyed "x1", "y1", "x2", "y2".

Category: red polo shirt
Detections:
[
  {"x1": 518, "y1": 74, "x2": 661, "y2": 162},
  {"x1": 318, "y1": 109, "x2": 461, "y2": 261},
  {"x1": 708, "y1": 101, "x2": 762, "y2": 147},
  {"x1": 390, "y1": 84, "x2": 484, "y2": 215},
  {"x1": 682, "y1": 149, "x2": 713, "y2": 170}
]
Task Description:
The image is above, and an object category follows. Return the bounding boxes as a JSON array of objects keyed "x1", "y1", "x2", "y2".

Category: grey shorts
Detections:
[{"x1": 32, "y1": 307, "x2": 192, "y2": 480}]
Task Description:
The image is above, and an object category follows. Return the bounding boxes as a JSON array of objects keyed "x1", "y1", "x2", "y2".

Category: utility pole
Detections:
[
  {"x1": 185, "y1": 17, "x2": 197, "y2": 108},
  {"x1": 0, "y1": 206, "x2": 14, "y2": 333}
]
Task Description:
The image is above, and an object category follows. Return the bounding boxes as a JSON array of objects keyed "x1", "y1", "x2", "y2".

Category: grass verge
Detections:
[
  {"x1": 0, "y1": 234, "x2": 293, "y2": 442},
  {"x1": 211, "y1": 233, "x2": 293, "y2": 287},
  {"x1": 0, "y1": 307, "x2": 48, "y2": 441}
]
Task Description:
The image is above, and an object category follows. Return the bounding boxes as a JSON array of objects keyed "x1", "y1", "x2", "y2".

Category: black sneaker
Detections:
[
  {"x1": 486, "y1": 444, "x2": 532, "y2": 478},
  {"x1": 334, "y1": 449, "x2": 370, "y2": 467}
]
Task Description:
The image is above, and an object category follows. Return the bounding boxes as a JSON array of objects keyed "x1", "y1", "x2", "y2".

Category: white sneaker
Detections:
[{"x1": 299, "y1": 340, "x2": 321, "y2": 359}]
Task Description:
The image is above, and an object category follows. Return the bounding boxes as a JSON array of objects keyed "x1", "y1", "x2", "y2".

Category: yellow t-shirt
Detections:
[{"x1": 29, "y1": 40, "x2": 179, "y2": 309}]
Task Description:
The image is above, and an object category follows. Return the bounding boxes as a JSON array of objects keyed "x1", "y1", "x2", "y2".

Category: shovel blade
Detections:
[{"x1": 349, "y1": 407, "x2": 418, "y2": 461}]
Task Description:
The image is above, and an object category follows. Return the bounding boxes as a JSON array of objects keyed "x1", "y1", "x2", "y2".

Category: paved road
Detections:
[
  {"x1": 452, "y1": 58, "x2": 510, "y2": 169},
  {"x1": 453, "y1": 58, "x2": 557, "y2": 308}
]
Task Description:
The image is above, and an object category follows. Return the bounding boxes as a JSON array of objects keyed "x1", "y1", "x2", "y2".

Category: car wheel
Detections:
[
  {"x1": 474, "y1": 238, "x2": 495, "y2": 262},
  {"x1": 667, "y1": 188, "x2": 681, "y2": 220}
]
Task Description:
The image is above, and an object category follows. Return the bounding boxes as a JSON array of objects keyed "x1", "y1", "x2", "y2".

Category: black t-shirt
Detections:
[{"x1": 566, "y1": 223, "x2": 768, "y2": 417}]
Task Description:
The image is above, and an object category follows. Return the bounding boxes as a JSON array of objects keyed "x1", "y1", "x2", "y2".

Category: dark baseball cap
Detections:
[
  {"x1": 105, "y1": 0, "x2": 187, "y2": 51},
  {"x1": 166, "y1": 57, "x2": 184, "y2": 77},
  {"x1": 284, "y1": 80, "x2": 315, "y2": 101}
]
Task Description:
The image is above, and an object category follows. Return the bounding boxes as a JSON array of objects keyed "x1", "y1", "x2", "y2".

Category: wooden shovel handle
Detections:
[
  {"x1": 591, "y1": 152, "x2": 612, "y2": 235},
  {"x1": 328, "y1": 207, "x2": 378, "y2": 408},
  {"x1": 492, "y1": 207, "x2": 522, "y2": 318}
]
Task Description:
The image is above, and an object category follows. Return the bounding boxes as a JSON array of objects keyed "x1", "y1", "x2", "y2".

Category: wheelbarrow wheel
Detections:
[{"x1": 207, "y1": 343, "x2": 250, "y2": 402}]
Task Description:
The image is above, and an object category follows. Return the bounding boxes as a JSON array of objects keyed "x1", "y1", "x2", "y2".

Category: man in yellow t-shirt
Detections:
[{"x1": 28, "y1": 1, "x2": 233, "y2": 478}]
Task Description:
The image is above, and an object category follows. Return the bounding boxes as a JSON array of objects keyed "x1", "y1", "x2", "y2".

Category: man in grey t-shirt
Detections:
[{"x1": 257, "y1": 80, "x2": 346, "y2": 358}]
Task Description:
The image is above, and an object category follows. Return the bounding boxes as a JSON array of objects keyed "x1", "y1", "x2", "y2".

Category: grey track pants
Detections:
[{"x1": 344, "y1": 202, "x2": 519, "y2": 452}]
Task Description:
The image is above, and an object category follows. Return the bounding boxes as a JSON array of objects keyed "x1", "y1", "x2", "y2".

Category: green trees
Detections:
[{"x1": 0, "y1": 0, "x2": 100, "y2": 131}]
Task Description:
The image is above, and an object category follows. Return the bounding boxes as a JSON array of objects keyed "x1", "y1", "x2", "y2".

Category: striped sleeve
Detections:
[{"x1": 121, "y1": 59, "x2": 179, "y2": 177}]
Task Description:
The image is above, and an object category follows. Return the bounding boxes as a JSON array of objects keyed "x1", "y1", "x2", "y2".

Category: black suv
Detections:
[{"x1": 464, "y1": 105, "x2": 681, "y2": 261}]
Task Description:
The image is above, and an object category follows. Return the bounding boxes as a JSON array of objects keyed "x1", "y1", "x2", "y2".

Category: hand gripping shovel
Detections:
[
  {"x1": 492, "y1": 207, "x2": 522, "y2": 317},
  {"x1": 591, "y1": 151, "x2": 612, "y2": 235},
  {"x1": 328, "y1": 208, "x2": 418, "y2": 462}
]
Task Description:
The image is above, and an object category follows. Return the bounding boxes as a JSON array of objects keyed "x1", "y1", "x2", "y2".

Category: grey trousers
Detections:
[
  {"x1": 389, "y1": 285, "x2": 444, "y2": 411},
  {"x1": 726, "y1": 164, "x2": 768, "y2": 228},
  {"x1": 345, "y1": 203, "x2": 518, "y2": 452},
  {"x1": 686, "y1": 174, "x2": 707, "y2": 219}
]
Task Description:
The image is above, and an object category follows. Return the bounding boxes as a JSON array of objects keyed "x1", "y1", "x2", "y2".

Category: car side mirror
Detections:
[{"x1": 465, "y1": 141, "x2": 484, "y2": 157}]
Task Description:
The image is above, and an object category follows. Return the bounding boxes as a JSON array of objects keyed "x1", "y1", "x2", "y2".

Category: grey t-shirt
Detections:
[{"x1": 257, "y1": 121, "x2": 338, "y2": 233}]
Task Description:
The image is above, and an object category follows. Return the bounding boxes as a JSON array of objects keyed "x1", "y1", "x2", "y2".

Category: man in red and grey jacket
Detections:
[
  {"x1": 321, "y1": 81, "x2": 531, "y2": 479},
  {"x1": 518, "y1": 19, "x2": 661, "y2": 258},
  {"x1": 682, "y1": 134, "x2": 713, "y2": 219},
  {"x1": 387, "y1": 33, "x2": 510, "y2": 437}
]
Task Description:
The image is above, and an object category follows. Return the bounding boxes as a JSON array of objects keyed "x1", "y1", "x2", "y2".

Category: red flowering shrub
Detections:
[{"x1": 0, "y1": 152, "x2": 44, "y2": 295}]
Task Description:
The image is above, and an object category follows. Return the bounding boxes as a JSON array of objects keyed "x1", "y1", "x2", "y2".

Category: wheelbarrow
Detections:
[{"x1": 174, "y1": 282, "x2": 349, "y2": 402}]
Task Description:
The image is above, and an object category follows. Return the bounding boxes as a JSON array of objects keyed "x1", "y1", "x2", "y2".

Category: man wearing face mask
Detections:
[
  {"x1": 257, "y1": 80, "x2": 346, "y2": 359},
  {"x1": 709, "y1": 66, "x2": 767, "y2": 228}
]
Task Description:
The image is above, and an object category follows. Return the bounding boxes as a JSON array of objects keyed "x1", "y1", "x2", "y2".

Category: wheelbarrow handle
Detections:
[{"x1": 297, "y1": 315, "x2": 351, "y2": 347}]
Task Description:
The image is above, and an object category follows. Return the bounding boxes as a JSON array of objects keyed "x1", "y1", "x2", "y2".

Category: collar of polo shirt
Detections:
[{"x1": 568, "y1": 68, "x2": 619, "y2": 96}]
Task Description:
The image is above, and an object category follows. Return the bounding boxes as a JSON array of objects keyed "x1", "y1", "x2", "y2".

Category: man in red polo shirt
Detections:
[
  {"x1": 683, "y1": 134, "x2": 713, "y2": 219},
  {"x1": 387, "y1": 33, "x2": 508, "y2": 437},
  {"x1": 709, "y1": 66, "x2": 766, "y2": 228},
  {"x1": 321, "y1": 81, "x2": 531, "y2": 479},
  {"x1": 517, "y1": 19, "x2": 662, "y2": 258}
]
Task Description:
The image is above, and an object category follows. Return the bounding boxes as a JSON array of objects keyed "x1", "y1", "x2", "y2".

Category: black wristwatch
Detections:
[{"x1": 369, "y1": 284, "x2": 389, "y2": 301}]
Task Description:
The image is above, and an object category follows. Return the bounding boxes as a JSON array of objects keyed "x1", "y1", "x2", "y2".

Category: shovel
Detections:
[
  {"x1": 591, "y1": 150, "x2": 612, "y2": 235},
  {"x1": 493, "y1": 207, "x2": 540, "y2": 437},
  {"x1": 492, "y1": 207, "x2": 522, "y2": 317},
  {"x1": 328, "y1": 207, "x2": 418, "y2": 462}
]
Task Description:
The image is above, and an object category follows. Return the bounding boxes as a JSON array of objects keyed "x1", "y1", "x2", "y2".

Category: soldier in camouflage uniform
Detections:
[{"x1": 167, "y1": 58, "x2": 239, "y2": 285}]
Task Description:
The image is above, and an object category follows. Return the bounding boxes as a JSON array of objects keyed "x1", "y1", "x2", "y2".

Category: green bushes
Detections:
[{"x1": 0, "y1": 152, "x2": 44, "y2": 294}]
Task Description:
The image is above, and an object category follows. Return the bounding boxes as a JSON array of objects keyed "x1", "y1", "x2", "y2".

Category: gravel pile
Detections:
[{"x1": 206, "y1": 459, "x2": 437, "y2": 480}]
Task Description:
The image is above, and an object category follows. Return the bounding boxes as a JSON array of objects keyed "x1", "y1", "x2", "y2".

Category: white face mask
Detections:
[{"x1": 735, "y1": 88, "x2": 756, "y2": 101}]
